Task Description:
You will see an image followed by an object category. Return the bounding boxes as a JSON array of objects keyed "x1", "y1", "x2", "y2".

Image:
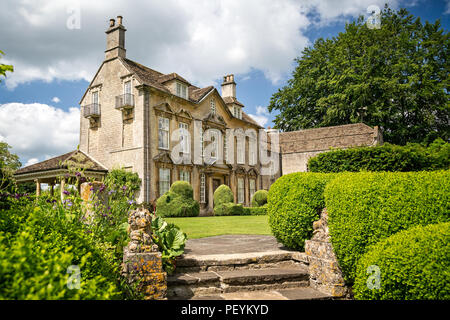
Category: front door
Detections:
[{"x1": 213, "y1": 179, "x2": 221, "y2": 194}]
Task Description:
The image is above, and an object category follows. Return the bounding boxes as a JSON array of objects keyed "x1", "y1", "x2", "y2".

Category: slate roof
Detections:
[
  {"x1": 120, "y1": 58, "x2": 261, "y2": 128},
  {"x1": 14, "y1": 150, "x2": 107, "y2": 176}
]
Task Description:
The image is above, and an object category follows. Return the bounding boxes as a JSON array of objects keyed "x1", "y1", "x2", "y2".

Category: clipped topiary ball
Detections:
[
  {"x1": 354, "y1": 222, "x2": 450, "y2": 300},
  {"x1": 170, "y1": 180, "x2": 193, "y2": 199},
  {"x1": 251, "y1": 190, "x2": 268, "y2": 207},
  {"x1": 213, "y1": 184, "x2": 234, "y2": 207}
]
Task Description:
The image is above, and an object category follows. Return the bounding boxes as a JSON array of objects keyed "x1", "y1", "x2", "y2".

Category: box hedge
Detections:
[
  {"x1": 251, "y1": 190, "x2": 268, "y2": 207},
  {"x1": 267, "y1": 172, "x2": 337, "y2": 250},
  {"x1": 156, "y1": 181, "x2": 199, "y2": 217},
  {"x1": 215, "y1": 202, "x2": 245, "y2": 216},
  {"x1": 308, "y1": 139, "x2": 450, "y2": 173},
  {"x1": 325, "y1": 171, "x2": 450, "y2": 283},
  {"x1": 353, "y1": 222, "x2": 450, "y2": 300},
  {"x1": 245, "y1": 206, "x2": 267, "y2": 216}
]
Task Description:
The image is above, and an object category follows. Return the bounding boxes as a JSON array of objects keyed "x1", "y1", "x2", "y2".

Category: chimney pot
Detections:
[
  {"x1": 117, "y1": 16, "x2": 123, "y2": 25},
  {"x1": 109, "y1": 18, "x2": 115, "y2": 27}
]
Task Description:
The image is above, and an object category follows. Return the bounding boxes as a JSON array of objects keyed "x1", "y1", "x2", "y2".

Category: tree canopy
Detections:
[
  {"x1": 0, "y1": 50, "x2": 13, "y2": 82},
  {"x1": 268, "y1": 6, "x2": 449, "y2": 145}
]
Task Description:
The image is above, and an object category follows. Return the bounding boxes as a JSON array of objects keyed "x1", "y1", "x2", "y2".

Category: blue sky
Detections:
[{"x1": 0, "y1": 0, "x2": 448, "y2": 166}]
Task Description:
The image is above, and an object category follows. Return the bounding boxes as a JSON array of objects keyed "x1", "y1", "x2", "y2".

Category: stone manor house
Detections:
[{"x1": 14, "y1": 16, "x2": 382, "y2": 215}]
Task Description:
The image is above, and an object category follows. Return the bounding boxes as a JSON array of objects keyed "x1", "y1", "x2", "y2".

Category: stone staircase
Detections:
[{"x1": 167, "y1": 249, "x2": 331, "y2": 300}]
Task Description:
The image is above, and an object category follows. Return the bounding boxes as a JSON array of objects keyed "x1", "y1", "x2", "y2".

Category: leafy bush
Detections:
[
  {"x1": 170, "y1": 181, "x2": 193, "y2": 199},
  {"x1": 150, "y1": 215, "x2": 187, "y2": 275},
  {"x1": 267, "y1": 172, "x2": 337, "y2": 250},
  {"x1": 212, "y1": 184, "x2": 246, "y2": 216},
  {"x1": 215, "y1": 202, "x2": 245, "y2": 216},
  {"x1": 308, "y1": 139, "x2": 450, "y2": 173},
  {"x1": 104, "y1": 168, "x2": 141, "y2": 196},
  {"x1": 0, "y1": 199, "x2": 123, "y2": 299},
  {"x1": 213, "y1": 185, "x2": 234, "y2": 207},
  {"x1": 156, "y1": 182, "x2": 199, "y2": 217},
  {"x1": 325, "y1": 171, "x2": 450, "y2": 283},
  {"x1": 354, "y1": 223, "x2": 450, "y2": 300},
  {"x1": 251, "y1": 190, "x2": 268, "y2": 207},
  {"x1": 245, "y1": 206, "x2": 267, "y2": 216}
]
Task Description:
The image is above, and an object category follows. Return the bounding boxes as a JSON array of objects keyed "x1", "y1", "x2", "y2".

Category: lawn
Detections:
[{"x1": 165, "y1": 215, "x2": 271, "y2": 239}]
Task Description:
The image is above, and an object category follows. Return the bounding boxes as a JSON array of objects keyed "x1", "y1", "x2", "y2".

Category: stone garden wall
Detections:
[{"x1": 305, "y1": 208, "x2": 351, "y2": 298}]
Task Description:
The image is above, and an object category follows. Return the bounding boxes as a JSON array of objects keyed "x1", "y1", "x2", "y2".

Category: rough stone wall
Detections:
[
  {"x1": 305, "y1": 208, "x2": 350, "y2": 298},
  {"x1": 279, "y1": 123, "x2": 382, "y2": 174},
  {"x1": 122, "y1": 208, "x2": 167, "y2": 300}
]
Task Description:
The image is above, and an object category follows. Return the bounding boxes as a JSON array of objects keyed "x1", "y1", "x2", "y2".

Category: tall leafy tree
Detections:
[
  {"x1": 268, "y1": 6, "x2": 449, "y2": 145},
  {"x1": 0, "y1": 142, "x2": 21, "y2": 193}
]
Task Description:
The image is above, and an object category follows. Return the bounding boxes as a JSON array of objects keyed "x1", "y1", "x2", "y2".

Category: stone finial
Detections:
[
  {"x1": 109, "y1": 18, "x2": 115, "y2": 27},
  {"x1": 127, "y1": 207, "x2": 159, "y2": 253},
  {"x1": 117, "y1": 15, "x2": 123, "y2": 25}
]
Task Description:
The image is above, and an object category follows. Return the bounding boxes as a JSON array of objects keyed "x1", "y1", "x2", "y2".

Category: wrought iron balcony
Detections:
[
  {"x1": 115, "y1": 93, "x2": 135, "y2": 110},
  {"x1": 83, "y1": 103, "x2": 101, "y2": 118}
]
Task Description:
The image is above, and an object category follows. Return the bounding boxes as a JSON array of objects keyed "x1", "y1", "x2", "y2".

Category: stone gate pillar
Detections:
[
  {"x1": 305, "y1": 208, "x2": 350, "y2": 298},
  {"x1": 122, "y1": 207, "x2": 167, "y2": 300}
]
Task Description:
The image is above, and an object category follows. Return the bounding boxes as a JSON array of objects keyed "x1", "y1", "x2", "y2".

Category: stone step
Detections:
[
  {"x1": 167, "y1": 266, "x2": 310, "y2": 299},
  {"x1": 174, "y1": 251, "x2": 308, "y2": 274},
  {"x1": 172, "y1": 287, "x2": 333, "y2": 300}
]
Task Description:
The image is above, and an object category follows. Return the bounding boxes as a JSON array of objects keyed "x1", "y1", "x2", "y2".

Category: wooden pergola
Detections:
[{"x1": 14, "y1": 150, "x2": 108, "y2": 200}]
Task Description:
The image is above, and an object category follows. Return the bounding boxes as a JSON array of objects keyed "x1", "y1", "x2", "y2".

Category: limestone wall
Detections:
[{"x1": 305, "y1": 208, "x2": 350, "y2": 298}]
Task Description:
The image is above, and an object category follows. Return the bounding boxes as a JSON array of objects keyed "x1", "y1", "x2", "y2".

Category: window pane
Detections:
[
  {"x1": 238, "y1": 178, "x2": 244, "y2": 203},
  {"x1": 159, "y1": 168, "x2": 170, "y2": 195}
]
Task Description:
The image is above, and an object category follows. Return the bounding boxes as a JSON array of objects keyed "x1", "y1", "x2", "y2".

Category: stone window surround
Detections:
[
  {"x1": 177, "y1": 165, "x2": 192, "y2": 183},
  {"x1": 155, "y1": 162, "x2": 173, "y2": 198},
  {"x1": 158, "y1": 116, "x2": 170, "y2": 150}
]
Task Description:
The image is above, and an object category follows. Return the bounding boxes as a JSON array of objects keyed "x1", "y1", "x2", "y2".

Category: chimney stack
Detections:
[
  {"x1": 105, "y1": 16, "x2": 126, "y2": 60},
  {"x1": 221, "y1": 74, "x2": 236, "y2": 98}
]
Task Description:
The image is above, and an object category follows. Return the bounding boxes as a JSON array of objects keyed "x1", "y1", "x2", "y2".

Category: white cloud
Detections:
[
  {"x1": 24, "y1": 158, "x2": 39, "y2": 167},
  {"x1": 0, "y1": 0, "x2": 405, "y2": 89},
  {"x1": 248, "y1": 105, "x2": 271, "y2": 127},
  {"x1": 0, "y1": 103, "x2": 79, "y2": 166},
  {"x1": 446, "y1": 0, "x2": 450, "y2": 14},
  {"x1": 52, "y1": 96, "x2": 60, "y2": 103}
]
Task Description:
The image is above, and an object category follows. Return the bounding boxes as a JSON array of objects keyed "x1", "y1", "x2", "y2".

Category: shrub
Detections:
[
  {"x1": 156, "y1": 182, "x2": 199, "y2": 217},
  {"x1": 325, "y1": 171, "x2": 450, "y2": 283},
  {"x1": 267, "y1": 172, "x2": 337, "y2": 250},
  {"x1": 104, "y1": 168, "x2": 141, "y2": 196},
  {"x1": 308, "y1": 139, "x2": 450, "y2": 173},
  {"x1": 170, "y1": 181, "x2": 193, "y2": 199},
  {"x1": 215, "y1": 202, "x2": 244, "y2": 216},
  {"x1": 251, "y1": 190, "x2": 268, "y2": 207},
  {"x1": 0, "y1": 199, "x2": 122, "y2": 299},
  {"x1": 245, "y1": 206, "x2": 267, "y2": 216},
  {"x1": 213, "y1": 185, "x2": 234, "y2": 207},
  {"x1": 354, "y1": 223, "x2": 450, "y2": 300}
]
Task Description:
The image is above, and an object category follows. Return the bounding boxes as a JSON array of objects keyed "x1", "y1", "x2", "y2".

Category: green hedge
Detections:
[
  {"x1": 354, "y1": 222, "x2": 450, "y2": 300},
  {"x1": 325, "y1": 171, "x2": 450, "y2": 283},
  {"x1": 215, "y1": 202, "x2": 244, "y2": 216},
  {"x1": 156, "y1": 181, "x2": 199, "y2": 217},
  {"x1": 245, "y1": 206, "x2": 267, "y2": 216},
  {"x1": 308, "y1": 139, "x2": 450, "y2": 173},
  {"x1": 267, "y1": 172, "x2": 337, "y2": 250},
  {"x1": 251, "y1": 190, "x2": 268, "y2": 207}
]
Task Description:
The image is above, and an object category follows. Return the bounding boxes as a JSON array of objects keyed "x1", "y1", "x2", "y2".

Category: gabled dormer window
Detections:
[
  {"x1": 176, "y1": 82, "x2": 187, "y2": 99},
  {"x1": 233, "y1": 105, "x2": 242, "y2": 119}
]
